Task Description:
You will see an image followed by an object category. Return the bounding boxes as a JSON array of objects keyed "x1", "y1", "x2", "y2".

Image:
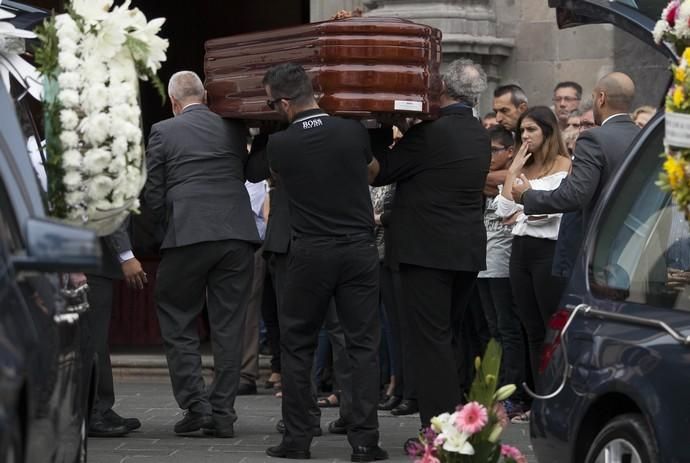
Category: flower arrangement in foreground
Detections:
[
  {"x1": 35, "y1": 0, "x2": 168, "y2": 235},
  {"x1": 655, "y1": 0, "x2": 690, "y2": 218},
  {"x1": 406, "y1": 340, "x2": 527, "y2": 463}
]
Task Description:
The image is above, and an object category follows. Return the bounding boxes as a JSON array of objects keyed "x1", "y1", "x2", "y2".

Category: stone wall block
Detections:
[{"x1": 556, "y1": 25, "x2": 614, "y2": 60}]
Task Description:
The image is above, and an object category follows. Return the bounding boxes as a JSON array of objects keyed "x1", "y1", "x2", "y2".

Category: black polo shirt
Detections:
[{"x1": 267, "y1": 109, "x2": 375, "y2": 237}]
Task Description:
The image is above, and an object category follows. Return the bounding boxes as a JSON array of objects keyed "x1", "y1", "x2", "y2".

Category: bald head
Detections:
[
  {"x1": 592, "y1": 72, "x2": 635, "y2": 124},
  {"x1": 597, "y1": 73, "x2": 635, "y2": 111}
]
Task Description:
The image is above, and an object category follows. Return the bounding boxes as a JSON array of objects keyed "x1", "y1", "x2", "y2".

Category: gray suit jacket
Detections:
[
  {"x1": 145, "y1": 104, "x2": 260, "y2": 250},
  {"x1": 91, "y1": 218, "x2": 133, "y2": 279},
  {"x1": 523, "y1": 114, "x2": 640, "y2": 221}
]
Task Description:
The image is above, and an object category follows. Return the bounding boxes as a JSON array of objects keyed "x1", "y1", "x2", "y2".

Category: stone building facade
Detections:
[{"x1": 310, "y1": 0, "x2": 668, "y2": 112}]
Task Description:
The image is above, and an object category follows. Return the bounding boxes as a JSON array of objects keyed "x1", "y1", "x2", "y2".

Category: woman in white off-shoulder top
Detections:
[{"x1": 496, "y1": 106, "x2": 571, "y2": 394}]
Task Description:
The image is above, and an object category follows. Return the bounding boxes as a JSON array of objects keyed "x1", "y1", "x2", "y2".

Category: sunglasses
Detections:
[{"x1": 266, "y1": 96, "x2": 294, "y2": 110}]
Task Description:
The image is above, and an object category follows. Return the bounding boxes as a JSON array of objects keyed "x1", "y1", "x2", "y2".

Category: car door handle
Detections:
[{"x1": 575, "y1": 304, "x2": 690, "y2": 346}]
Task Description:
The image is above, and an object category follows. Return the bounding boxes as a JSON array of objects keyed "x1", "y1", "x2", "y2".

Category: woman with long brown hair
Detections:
[{"x1": 496, "y1": 106, "x2": 571, "y2": 421}]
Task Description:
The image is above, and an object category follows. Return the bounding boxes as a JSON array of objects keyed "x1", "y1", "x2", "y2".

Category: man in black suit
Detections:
[
  {"x1": 85, "y1": 219, "x2": 145, "y2": 437},
  {"x1": 145, "y1": 70, "x2": 260, "y2": 438},
  {"x1": 369, "y1": 59, "x2": 491, "y2": 429},
  {"x1": 514, "y1": 72, "x2": 640, "y2": 277},
  {"x1": 260, "y1": 63, "x2": 386, "y2": 461}
]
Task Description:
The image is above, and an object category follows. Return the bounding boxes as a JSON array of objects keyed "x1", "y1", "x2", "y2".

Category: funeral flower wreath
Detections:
[
  {"x1": 35, "y1": 0, "x2": 168, "y2": 235},
  {"x1": 655, "y1": 0, "x2": 690, "y2": 218}
]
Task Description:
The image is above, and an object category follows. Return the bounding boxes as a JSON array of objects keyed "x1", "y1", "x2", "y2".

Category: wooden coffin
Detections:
[{"x1": 204, "y1": 17, "x2": 443, "y2": 121}]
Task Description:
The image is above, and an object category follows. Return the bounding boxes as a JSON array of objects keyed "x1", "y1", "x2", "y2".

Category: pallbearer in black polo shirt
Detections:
[{"x1": 262, "y1": 63, "x2": 387, "y2": 462}]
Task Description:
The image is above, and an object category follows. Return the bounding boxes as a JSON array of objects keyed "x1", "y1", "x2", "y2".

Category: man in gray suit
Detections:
[
  {"x1": 145, "y1": 71, "x2": 260, "y2": 438},
  {"x1": 514, "y1": 72, "x2": 640, "y2": 276},
  {"x1": 86, "y1": 219, "x2": 145, "y2": 437}
]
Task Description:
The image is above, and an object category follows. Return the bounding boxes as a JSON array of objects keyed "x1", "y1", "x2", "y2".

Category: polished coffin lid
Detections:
[{"x1": 204, "y1": 17, "x2": 442, "y2": 120}]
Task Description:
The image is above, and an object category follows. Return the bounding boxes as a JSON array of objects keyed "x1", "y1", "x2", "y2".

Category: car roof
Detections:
[{"x1": 0, "y1": 81, "x2": 47, "y2": 236}]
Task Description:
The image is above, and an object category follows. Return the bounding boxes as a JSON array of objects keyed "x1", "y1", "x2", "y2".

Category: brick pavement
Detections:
[{"x1": 89, "y1": 378, "x2": 535, "y2": 463}]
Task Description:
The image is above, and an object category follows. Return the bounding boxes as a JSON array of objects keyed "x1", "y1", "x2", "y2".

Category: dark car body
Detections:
[
  {"x1": 0, "y1": 66, "x2": 101, "y2": 463},
  {"x1": 531, "y1": 2, "x2": 690, "y2": 462}
]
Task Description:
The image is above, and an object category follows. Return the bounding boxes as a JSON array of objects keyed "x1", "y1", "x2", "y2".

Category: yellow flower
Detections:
[
  {"x1": 673, "y1": 86, "x2": 686, "y2": 107},
  {"x1": 683, "y1": 48, "x2": 690, "y2": 63},
  {"x1": 664, "y1": 154, "x2": 685, "y2": 189},
  {"x1": 676, "y1": 65, "x2": 687, "y2": 83}
]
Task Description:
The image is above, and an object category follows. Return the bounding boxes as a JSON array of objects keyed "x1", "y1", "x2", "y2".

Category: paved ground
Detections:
[{"x1": 89, "y1": 378, "x2": 535, "y2": 463}]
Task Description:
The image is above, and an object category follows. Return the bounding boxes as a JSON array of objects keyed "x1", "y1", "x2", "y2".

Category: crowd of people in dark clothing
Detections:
[{"x1": 88, "y1": 58, "x2": 654, "y2": 461}]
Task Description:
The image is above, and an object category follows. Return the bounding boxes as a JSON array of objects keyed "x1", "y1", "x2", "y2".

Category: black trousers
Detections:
[
  {"x1": 509, "y1": 236, "x2": 565, "y2": 386},
  {"x1": 261, "y1": 266, "x2": 281, "y2": 374},
  {"x1": 280, "y1": 236, "x2": 380, "y2": 450},
  {"x1": 398, "y1": 263, "x2": 477, "y2": 426},
  {"x1": 84, "y1": 274, "x2": 115, "y2": 419},
  {"x1": 156, "y1": 239, "x2": 254, "y2": 420},
  {"x1": 476, "y1": 278, "x2": 527, "y2": 400},
  {"x1": 380, "y1": 265, "x2": 415, "y2": 400}
]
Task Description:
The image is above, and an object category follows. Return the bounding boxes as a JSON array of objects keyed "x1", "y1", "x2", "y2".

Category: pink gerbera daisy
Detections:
[
  {"x1": 455, "y1": 401, "x2": 488, "y2": 434},
  {"x1": 501, "y1": 444, "x2": 527, "y2": 463}
]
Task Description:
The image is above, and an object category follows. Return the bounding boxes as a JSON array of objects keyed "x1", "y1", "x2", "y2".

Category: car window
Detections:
[
  {"x1": 613, "y1": 0, "x2": 669, "y2": 21},
  {"x1": 589, "y1": 120, "x2": 690, "y2": 310}
]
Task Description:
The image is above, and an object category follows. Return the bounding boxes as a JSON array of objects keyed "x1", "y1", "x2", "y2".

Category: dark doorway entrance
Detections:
[{"x1": 115, "y1": 0, "x2": 310, "y2": 345}]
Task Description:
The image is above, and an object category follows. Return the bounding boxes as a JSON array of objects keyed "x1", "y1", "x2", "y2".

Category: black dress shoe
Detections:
[
  {"x1": 174, "y1": 411, "x2": 212, "y2": 434},
  {"x1": 238, "y1": 382, "x2": 258, "y2": 395},
  {"x1": 266, "y1": 442, "x2": 311, "y2": 459},
  {"x1": 88, "y1": 417, "x2": 129, "y2": 437},
  {"x1": 351, "y1": 445, "x2": 389, "y2": 462},
  {"x1": 202, "y1": 416, "x2": 235, "y2": 438},
  {"x1": 276, "y1": 419, "x2": 322, "y2": 436},
  {"x1": 103, "y1": 409, "x2": 141, "y2": 431},
  {"x1": 378, "y1": 395, "x2": 402, "y2": 411},
  {"x1": 390, "y1": 399, "x2": 418, "y2": 416},
  {"x1": 328, "y1": 417, "x2": 347, "y2": 435}
]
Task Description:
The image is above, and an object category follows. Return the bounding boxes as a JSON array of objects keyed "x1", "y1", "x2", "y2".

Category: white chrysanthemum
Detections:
[
  {"x1": 80, "y1": 53, "x2": 109, "y2": 85},
  {"x1": 123, "y1": 122, "x2": 142, "y2": 144},
  {"x1": 107, "y1": 83, "x2": 131, "y2": 107},
  {"x1": 88, "y1": 174, "x2": 114, "y2": 200},
  {"x1": 109, "y1": 50, "x2": 138, "y2": 83},
  {"x1": 58, "y1": 88, "x2": 80, "y2": 108},
  {"x1": 65, "y1": 190, "x2": 86, "y2": 206},
  {"x1": 58, "y1": 37, "x2": 79, "y2": 54},
  {"x1": 58, "y1": 71, "x2": 81, "y2": 90},
  {"x1": 80, "y1": 113, "x2": 111, "y2": 146},
  {"x1": 128, "y1": 143, "x2": 143, "y2": 160},
  {"x1": 111, "y1": 103, "x2": 140, "y2": 125},
  {"x1": 59, "y1": 109, "x2": 80, "y2": 131},
  {"x1": 108, "y1": 154, "x2": 127, "y2": 173},
  {"x1": 83, "y1": 147, "x2": 112, "y2": 174},
  {"x1": 58, "y1": 51, "x2": 81, "y2": 71},
  {"x1": 111, "y1": 136, "x2": 129, "y2": 157},
  {"x1": 62, "y1": 149, "x2": 83, "y2": 168},
  {"x1": 60, "y1": 130, "x2": 80, "y2": 148},
  {"x1": 63, "y1": 170, "x2": 82, "y2": 188},
  {"x1": 653, "y1": 20, "x2": 669, "y2": 44},
  {"x1": 81, "y1": 84, "x2": 109, "y2": 114},
  {"x1": 55, "y1": 14, "x2": 81, "y2": 42},
  {"x1": 71, "y1": 0, "x2": 113, "y2": 25}
]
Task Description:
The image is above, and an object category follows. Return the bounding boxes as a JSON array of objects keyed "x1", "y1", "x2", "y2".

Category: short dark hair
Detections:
[
  {"x1": 262, "y1": 63, "x2": 314, "y2": 105},
  {"x1": 493, "y1": 84, "x2": 528, "y2": 107},
  {"x1": 554, "y1": 81, "x2": 583, "y2": 99},
  {"x1": 488, "y1": 125, "x2": 514, "y2": 148},
  {"x1": 483, "y1": 111, "x2": 496, "y2": 120}
]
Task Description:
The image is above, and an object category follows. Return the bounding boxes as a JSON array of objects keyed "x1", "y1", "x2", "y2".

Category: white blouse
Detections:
[{"x1": 495, "y1": 171, "x2": 568, "y2": 240}]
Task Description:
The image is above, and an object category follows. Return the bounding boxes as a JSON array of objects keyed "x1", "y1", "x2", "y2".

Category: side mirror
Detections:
[{"x1": 11, "y1": 218, "x2": 101, "y2": 273}]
